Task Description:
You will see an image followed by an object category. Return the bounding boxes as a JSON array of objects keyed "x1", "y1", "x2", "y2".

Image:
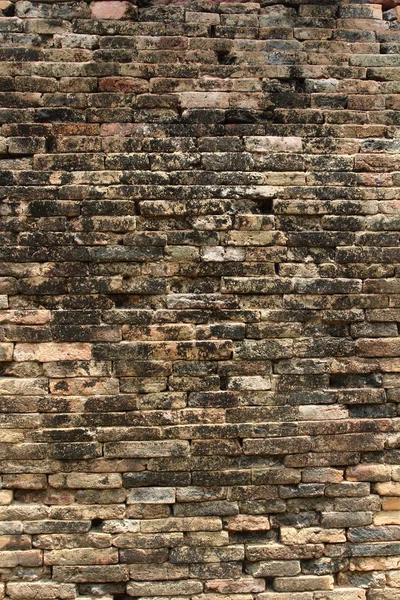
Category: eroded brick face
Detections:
[{"x1": 0, "y1": 0, "x2": 400, "y2": 598}]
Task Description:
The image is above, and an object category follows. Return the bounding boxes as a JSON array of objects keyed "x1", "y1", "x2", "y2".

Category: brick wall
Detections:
[{"x1": 1, "y1": 0, "x2": 400, "y2": 598}]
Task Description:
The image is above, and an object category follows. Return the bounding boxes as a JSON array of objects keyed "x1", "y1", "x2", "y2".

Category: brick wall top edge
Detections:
[
  {"x1": 6, "y1": 0, "x2": 352, "y2": 6},
  {"x1": 9, "y1": 0, "x2": 400, "y2": 11}
]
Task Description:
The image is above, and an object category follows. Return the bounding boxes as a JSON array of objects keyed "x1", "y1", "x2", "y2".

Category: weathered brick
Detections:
[
  {"x1": 170, "y1": 545, "x2": 244, "y2": 564},
  {"x1": 205, "y1": 579, "x2": 265, "y2": 593},
  {"x1": 44, "y1": 548, "x2": 118, "y2": 566},
  {"x1": 140, "y1": 517, "x2": 222, "y2": 534},
  {"x1": 258, "y1": 594, "x2": 312, "y2": 600},
  {"x1": 373, "y1": 511, "x2": 400, "y2": 526},
  {"x1": 52, "y1": 565, "x2": 129, "y2": 582},
  {"x1": 314, "y1": 592, "x2": 366, "y2": 600},
  {"x1": 376, "y1": 482, "x2": 400, "y2": 496},
  {"x1": 224, "y1": 515, "x2": 270, "y2": 531},
  {"x1": 3, "y1": 475, "x2": 47, "y2": 489},
  {"x1": 244, "y1": 136, "x2": 303, "y2": 153},
  {"x1": 0, "y1": 549, "x2": 42, "y2": 567},
  {"x1": 0, "y1": 342, "x2": 13, "y2": 361},
  {"x1": 281, "y1": 527, "x2": 346, "y2": 545},
  {"x1": 0, "y1": 490, "x2": 13, "y2": 505},
  {"x1": 243, "y1": 437, "x2": 311, "y2": 455},
  {"x1": 48, "y1": 473, "x2": 122, "y2": 489},
  {"x1": 6, "y1": 582, "x2": 77, "y2": 600},
  {"x1": 105, "y1": 441, "x2": 189, "y2": 458},
  {"x1": 127, "y1": 581, "x2": 203, "y2": 596},
  {"x1": 14, "y1": 343, "x2": 92, "y2": 362},
  {"x1": 246, "y1": 544, "x2": 324, "y2": 561},
  {"x1": 127, "y1": 487, "x2": 175, "y2": 504},
  {"x1": 346, "y1": 465, "x2": 390, "y2": 482},
  {"x1": 0, "y1": 378, "x2": 48, "y2": 395},
  {"x1": 273, "y1": 575, "x2": 334, "y2": 592}
]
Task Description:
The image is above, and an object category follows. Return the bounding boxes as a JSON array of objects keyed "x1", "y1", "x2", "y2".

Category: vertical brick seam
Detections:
[{"x1": 0, "y1": 0, "x2": 399, "y2": 599}]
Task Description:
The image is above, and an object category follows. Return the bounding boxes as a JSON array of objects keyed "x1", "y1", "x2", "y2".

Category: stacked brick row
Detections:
[{"x1": 1, "y1": 0, "x2": 400, "y2": 598}]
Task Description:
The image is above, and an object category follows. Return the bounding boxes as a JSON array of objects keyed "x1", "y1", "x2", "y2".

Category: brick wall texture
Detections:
[{"x1": 1, "y1": 0, "x2": 400, "y2": 598}]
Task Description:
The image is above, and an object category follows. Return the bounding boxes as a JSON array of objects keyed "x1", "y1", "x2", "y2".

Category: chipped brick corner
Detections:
[{"x1": 0, "y1": 0, "x2": 400, "y2": 599}]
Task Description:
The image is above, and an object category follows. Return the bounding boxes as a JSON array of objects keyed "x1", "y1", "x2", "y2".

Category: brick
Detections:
[
  {"x1": 90, "y1": 1, "x2": 130, "y2": 20},
  {"x1": 127, "y1": 488, "x2": 176, "y2": 504},
  {"x1": 0, "y1": 549, "x2": 42, "y2": 567},
  {"x1": 105, "y1": 441, "x2": 189, "y2": 458},
  {"x1": 346, "y1": 465, "x2": 391, "y2": 482},
  {"x1": 205, "y1": 579, "x2": 265, "y2": 593},
  {"x1": 246, "y1": 544, "x2": 324, "y2": 561},
  {"x1": 0, "y1": 490, "x2": 13, "y2": 505},
  {"x1": 44, "y1": 548, "x2": 118, "y2": 566},
  {"x1": 226, "y1": 376, "x2": 271, "y2": 390},
  {"x1": 0, "y1": 378, "x2": 48, "y2": 395},
  {"x1": 373, "y1": 512, "x2": 400, "y2": 525},
  {"x1": 225, "y1": 231, "x2": 286, "y2": 246},
  {"x1": 170, "y1": 545, "x2": 244, "y2": 564},
  {"x1": 3, "y1": 475, "x2": 47, "y2": 489},
  {"x1": 0, "y1": 278, "x2": 17, "y2": 296},
  {"x1": 321, "y1": 512, "x2": 372, "y2": 528},
  {"x1": 180, "y1": 93, "x2": 230, "y2": 109},
  {"x1": 325, "y1": 482, "x2": 371, "y2": 497},
  {"x1": 274, "y1": 576, "x2": 334, "y2": 592},
  {"x1": 49, "y1": 377, "x2": 119, "y2": 395},
  {"x1": 14, "y1": 343, "x2": 92, "y2": 362},
  {"x1": 48, "y1": 473, "x2": 122, "y2": 489},
  {"x1": 247, "y1": 560, "x2": 301, "y2": 577},
  {"x1": 314, "y1": 592, "x2": 366, "y2": 600},
  {"x1": 357, "y1": 337, "x2": 400, "y2": 357},
  {"x1": 258, "y1": 595, "x2": 312, "y2": 600},
  {"x1": 140, "y1": 517, "x2": 222, "y2": 534},
  {"x1": 280, "y1": 527, "x2": 346, "y2": 544},
  {"x1": 224, "y1": 515, "x2": 270, "y2": 531},
  {"x1": 52, "y1": 566, "x2": 129, "y2": 582},
  {"x1": 127, "y1": 581, "x2": 203, "y2": 596},
  {"x1": 0, "y1": 343, "x2": 13, "y2": 361},
  {"x1": 244, "y1": 136, "x2": 303, "y2": 153},
  {"x1": 376, "y1": 482, "x2": 400, "y2": 496},
  {"x1": 6, "y1": 582, "x2": 77, "y2": 599},
  {"x1": 222, "y1": 277, "x2": 292, "y2": 294},
  {"x1": 243, "y1": 437, "x2": 311, "y2": 455}
]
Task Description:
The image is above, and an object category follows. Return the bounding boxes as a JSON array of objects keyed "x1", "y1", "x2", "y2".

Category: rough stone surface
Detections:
[{"x1": 0, "y1": 0, "x2": 400, "y2": 598}]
